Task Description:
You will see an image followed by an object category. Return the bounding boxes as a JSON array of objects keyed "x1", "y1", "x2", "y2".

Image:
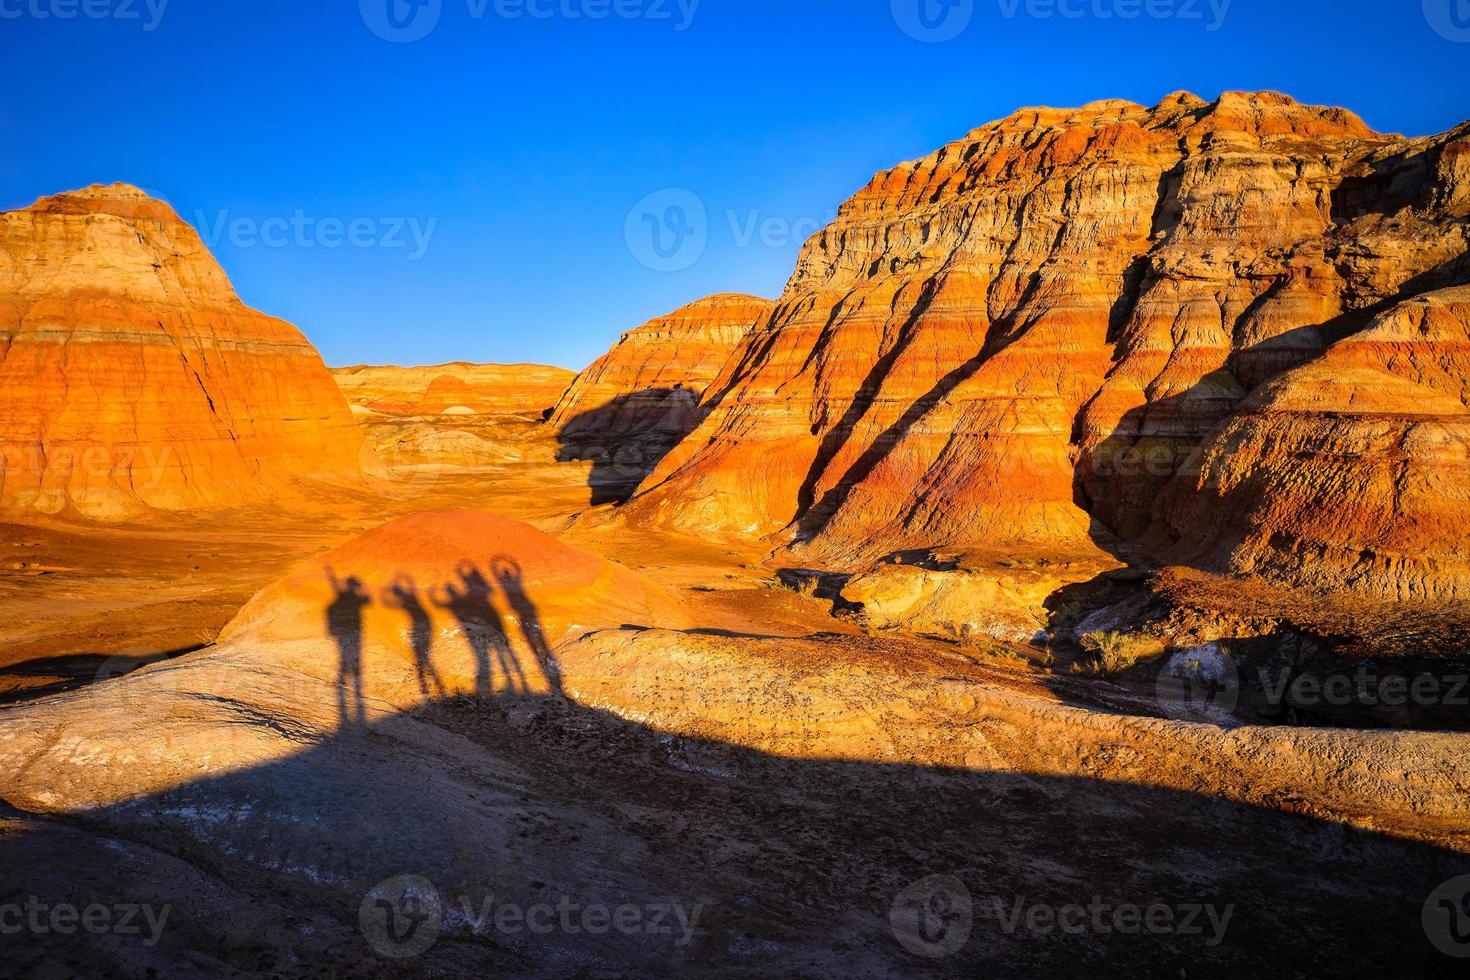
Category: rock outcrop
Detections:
[
  {"x1": 220, "y1": 509, "x2": 689, "y2": 703},
  {"x1": 1151, "y1": 285, "x2": 1470, "y2": 602},
  {"x1": 0, "y1": 184, "x2": 363, "y2": 520},
  {"x1": 549, "y1": 293, "x2": 773, "y2": 501},
  {"x1": 619, "y1": 93, "x2": 1470, "y2": 607},
  {"x1": 332, "y1": 362, "x2": 574, "y2": 418}
]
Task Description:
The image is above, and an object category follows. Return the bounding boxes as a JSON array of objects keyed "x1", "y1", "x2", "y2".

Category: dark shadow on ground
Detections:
[
  {"x1": 1, "y1": 686, "x2": 1466, "y2": 978},
  {"x1": 0, "y1": 646, "x2": 204, "y2": 706}
]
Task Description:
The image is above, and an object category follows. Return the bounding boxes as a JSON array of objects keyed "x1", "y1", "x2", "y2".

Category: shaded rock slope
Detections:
[
  {"x1": 550, "y1": 294, "x2": 773, "y2": 500},
  {"x1": 0, "y1": 184, "x2": 364, "y2": 520}
]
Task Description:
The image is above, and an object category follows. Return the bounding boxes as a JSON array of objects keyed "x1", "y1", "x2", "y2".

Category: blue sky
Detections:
[{"x1": 2, "y1": 0, "x2": 1467, "y2": 369}]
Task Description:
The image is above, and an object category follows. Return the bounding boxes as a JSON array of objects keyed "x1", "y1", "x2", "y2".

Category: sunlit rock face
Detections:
[
  {"x1": 620, "y1": 93, "x2": 1470, "y2": 590},
  {"x1": 549, "y1": 292, "x2": 773, "y2": 500},
  {"x1": 550, "y1": 292, "x2": 773, "y2": 441},
  {"x1": 332, "y1": 362, "x2": 575, "y2": 418},
  {"x1": 0, "y1": 184, "x2": 363, "y2": 520},
  {"x1": 1150, "y1": 286, "x2": 1470, "y2": 602}
]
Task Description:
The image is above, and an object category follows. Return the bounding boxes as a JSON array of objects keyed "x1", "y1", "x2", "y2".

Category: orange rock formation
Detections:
[
  {"x1": 619, "y1": 94, "x2": 1470, "y2": 603},
  {"x1": 0, "y1": 184, "x2": 363, "y2": 520},
  {"x1": 549, "y1": 292, "x2": 773, "y2": 501},
  {"x1": 332, "y1": 362, "x2": 574, "y2": 418}
]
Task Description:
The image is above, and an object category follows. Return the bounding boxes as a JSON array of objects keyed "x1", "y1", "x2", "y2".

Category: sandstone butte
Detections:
[
  {"x1": 549, "y1": 293, "x2": 774, "y2": 451},
  {"x1": 615, "y1": 91, "x2": 1470, "y2": 605},
  {"x1": 331, "y1": 362, "x2": 575, "y2": 418},
  {"x1": 0, "y1": 183, "x2": 363, "y2": 520}
]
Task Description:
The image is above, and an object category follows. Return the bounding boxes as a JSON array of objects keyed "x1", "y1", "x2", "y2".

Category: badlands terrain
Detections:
[{"x1": 2, "y1": 91, "x2": 1469, "y2": 977}]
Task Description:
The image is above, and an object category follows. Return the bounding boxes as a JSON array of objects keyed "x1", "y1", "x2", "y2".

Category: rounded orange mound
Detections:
[{"x1": 221, "y1": 509, "x2": 687, "y2": 702}]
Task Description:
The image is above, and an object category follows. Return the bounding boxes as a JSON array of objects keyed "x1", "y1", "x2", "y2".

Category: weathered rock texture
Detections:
[
  {"x1": 621, "y1": 93, "x2": 1470, "y2": 605},
  {"x1": 332, "y1": 362, "x2": 574, "y2": 418},
  {"x1": 1152, "y1": 286, "x2": 1470, "y2": 601},
  {"x1": 549, "y1": 294, "x2": 773, "y2": 501},
  {"x1": 0, "y1": 184, "x2": 362, "y2": 520},
  {"x1": 550, "y1": 293, "x2": 773, "y2": 439}
]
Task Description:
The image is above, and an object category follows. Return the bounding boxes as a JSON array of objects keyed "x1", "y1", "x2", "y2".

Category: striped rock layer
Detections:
[
  {"x1": 0, "y1": 184, "x2": 363, "y2": 520},
  {"x1": 622, "y1": 92, "x2": 1470, "y2": 600}
]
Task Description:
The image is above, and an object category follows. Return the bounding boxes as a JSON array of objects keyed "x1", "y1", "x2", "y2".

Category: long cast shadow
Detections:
[{"x1": 1, "y1": 688, "x2": 1466, "y2": 978}]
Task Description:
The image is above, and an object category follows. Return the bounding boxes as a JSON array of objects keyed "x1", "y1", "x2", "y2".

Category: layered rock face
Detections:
[
  {"x1": 1151, "y1": 286, "x2": 1470, "y2": 601},
  {"x1": 0, "y1": 184, "x2": 362, "y2": 520},
  {"x1": 332, "y1": 362, "x2": 574, "y2": 418},
  {"x1": 622, "y1": 93, "x2": 1470, "y2": 596},
  {"x1": 549, "y1": 294, "x2": 772, "y2": 500}
]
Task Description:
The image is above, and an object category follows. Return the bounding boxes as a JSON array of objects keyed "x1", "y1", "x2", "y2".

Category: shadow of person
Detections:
[
  {"x1": 491, "y1": 555, "x2": 563, "y2": 695},
  {"x1": 431, "y1": 562, "x2": 526, "y2": 697},
  {"x1": 325, "y1": 566, "x2": 372, "y2": 728},
  {"x1": 382, "y1": 574, "x2": 444, "y2": 701}
]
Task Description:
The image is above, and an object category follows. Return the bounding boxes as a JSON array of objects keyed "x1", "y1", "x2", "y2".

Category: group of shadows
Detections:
[{"x1": 325, "y1": 557, "x2": 563, "y2": 726}]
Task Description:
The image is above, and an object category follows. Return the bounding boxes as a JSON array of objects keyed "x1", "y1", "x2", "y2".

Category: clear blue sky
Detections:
[{"x1": 2, "y1": 0, "x2": 1466, "y2": 369}]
